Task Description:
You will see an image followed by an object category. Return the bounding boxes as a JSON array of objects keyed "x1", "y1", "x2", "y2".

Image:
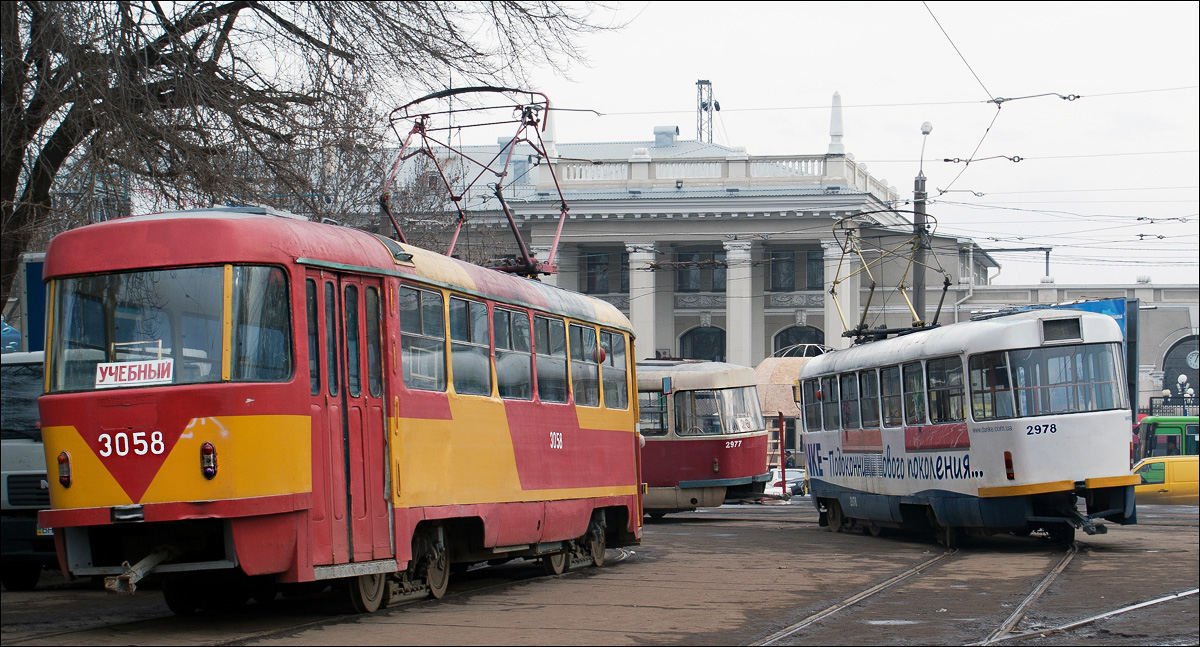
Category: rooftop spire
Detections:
[{"x1": 828, "y1": 91, "x2": 845, "y2": 155}]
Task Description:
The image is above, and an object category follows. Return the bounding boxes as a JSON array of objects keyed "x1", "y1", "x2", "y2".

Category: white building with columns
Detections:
[{"x1": 396, "y1": 94, "x2": 1198, "y2": 409}]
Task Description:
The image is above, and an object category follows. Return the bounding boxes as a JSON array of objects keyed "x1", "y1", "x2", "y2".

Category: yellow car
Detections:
[{"x1": 1133, "y1": 455, "x2": 1199, "y2": 505}]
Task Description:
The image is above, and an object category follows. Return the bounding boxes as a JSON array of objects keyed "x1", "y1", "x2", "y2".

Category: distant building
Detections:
[{"x1": 391, "y1": 94, "x2": 1199, "y2": 411}]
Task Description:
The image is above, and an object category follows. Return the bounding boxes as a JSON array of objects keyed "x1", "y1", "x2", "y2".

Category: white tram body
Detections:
[{"x1": 797, "y1": 309, "x2": 1138, "y2": 541}]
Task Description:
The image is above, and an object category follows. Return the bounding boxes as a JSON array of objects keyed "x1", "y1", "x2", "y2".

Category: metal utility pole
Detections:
[
  {"x1": 696, "y1": 80, "x2": 717, "y2": 143},
  {"x1": 913, "y1": 122, "x2": 932, "y2": 324}
]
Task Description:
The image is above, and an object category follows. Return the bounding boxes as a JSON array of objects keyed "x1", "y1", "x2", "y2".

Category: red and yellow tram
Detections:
[
  {"x1": 636, "y1": 360, "x2": 771, "y2": 516},
  {"x1": 37, "y1": 207, "x2": 641, "y2": 612}
]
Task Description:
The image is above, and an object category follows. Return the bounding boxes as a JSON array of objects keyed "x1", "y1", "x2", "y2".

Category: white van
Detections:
[{"x1": 1, "y1": 351, "x2": 55, "y2": 590}]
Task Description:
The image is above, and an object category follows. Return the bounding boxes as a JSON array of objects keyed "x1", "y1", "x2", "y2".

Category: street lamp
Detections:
[{"x1": 913, "y1": 122, "x2": 933, "y2": 324}]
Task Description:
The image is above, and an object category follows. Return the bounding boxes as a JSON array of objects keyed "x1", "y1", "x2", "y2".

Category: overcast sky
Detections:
[{"x1": 470, "y1": 1, "x2": 1199, "y2": 286}]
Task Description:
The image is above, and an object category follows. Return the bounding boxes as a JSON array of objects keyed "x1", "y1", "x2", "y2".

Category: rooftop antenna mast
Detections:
[{"x1": 696, "y1": 80, "x2": 719, "y2": 143}]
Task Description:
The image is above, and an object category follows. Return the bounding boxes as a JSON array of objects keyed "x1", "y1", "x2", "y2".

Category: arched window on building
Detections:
[
  {"x1": 773, "y1": 325, "x2": 826, "y2": 357},
  {"x1": 679, "y1": 326, "x2": 725, "y2": 362}
]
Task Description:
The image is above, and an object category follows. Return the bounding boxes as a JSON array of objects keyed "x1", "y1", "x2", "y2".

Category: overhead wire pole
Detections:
[{"x1": 913, "y1": 122, "x2": 933, "y2": 324}]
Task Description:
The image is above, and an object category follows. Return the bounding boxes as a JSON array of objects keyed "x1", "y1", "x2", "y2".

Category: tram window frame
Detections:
[
  {"x1": 449, "y1": 296, "x2": 492, "y2": 396},
  {"x1": 639, "y1": 391, "x2": 668, "y2": 436},
  {"x1": 600, "y1": 330, "x2": 629, "y2": 409},
  {"x1": 534, "y1": 315, "x2": 569, "y2": 403},
  {"x1": 802, "y1": 380, "x2": 822, "y2": 431},
  {"x1": 569, "y1": 323, "x2": 600, "y2": 407},
  {"x1": 343, "y1": 284, "x2": 362, "y2": 398},
  {"x1": 820, "y1": 375, "x2": 840, "y2": 430},
  {"x1": 902, "y1": 362, "x2": 926, "y2": 426},
  {"x1": 880, "y1": 365, "x2": 903, "y2": 427},
  {"x1": 926, "y1": 356, "x2": 966, "y2": 423},
  {"x1": 325, "y1": 281, "x2": 339, "y2": 396},
  {"x1": 968, "y1": 351, "x2": 1014, "y2": 421},
  {"x1": 365, "y1": 286, "x2": 383, "y2": 398},
  {"x1": 397, "y1": 284, "x2": 446, "y2": 392},
  {"x1": 494, "y1": 307, "x2": 533, "y2": 400},
  {"x1": 840, "y1": 373, "x2": 861, "y2": 429},
  {"x1": 306, "y1": 279, "x2": 320, "y2": 396},
  {"x1": 859, "y1": 370, "x2": 881, "y2": 428}
]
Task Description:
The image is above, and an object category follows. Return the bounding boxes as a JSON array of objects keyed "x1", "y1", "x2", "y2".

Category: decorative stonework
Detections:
[
  {"x1": 598, "y1": 295, "x2": 630, "y2": 310},
  {"x1": 768, "y1": 293, "x2": 824, "y2": 308},
  {"x1": 676, "y1": 294, "x2": 726, "y2": 309}
]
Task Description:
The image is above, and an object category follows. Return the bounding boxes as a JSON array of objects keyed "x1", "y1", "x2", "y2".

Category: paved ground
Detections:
[{"x1": 2, "y1": 500, "x2": 1196, "y2": 646}]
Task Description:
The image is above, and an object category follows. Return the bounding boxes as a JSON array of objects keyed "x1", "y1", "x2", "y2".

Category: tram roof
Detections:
[
  {"x1": 636, "y1": 359, "x2": 758, "y2": 391},
  {"x1": 42, "y1": 207, "x2": 632, "y2": 331},
  {"x1": 798, "y1": 309, "x2": 1123, "y2": 378}
]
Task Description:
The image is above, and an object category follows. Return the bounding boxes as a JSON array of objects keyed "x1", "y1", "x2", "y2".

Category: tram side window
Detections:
[
  {"x1": 840, "y1": 374, "x2": 861, "y2": 429},
  {"x1": 820, "y1": 375, "x2": 840, "y2": 430},
  {"x1": 397, "y1": 285, "x2": 446, "y2": 392},
  {"x1": 231, "y1": 266, "x2": 293, "y2": 382},
  {"x1": 306, "y1": 279, "x2": 320, "y2": 396},
  {"x1": 600, "y1": 330, "x2": 629, "y2": 409},
  {"x1": 569, "y1": 323, "x2": 600, "y2": 407},
  {"x1": 449, "y1": 296, "x2": 492, "y2": 396},
  {"x1": 801, "y1": 380, "x2": 822, "y2": 431},
  {"x1": 495, "y1": 307, "x2": 532, "y2": 400},
  {"x1": 859, "y1": 370, "x2": 881, "y2": 428},
  {"x1": 902, "y1": 362, "x2": 926, "y2": 426},
  {"x1": 534, "y1": 315, "x2": 568, "y2": 403},
  {"x1": 968, "y1": 352, "x2": 1013, "y2": 420},
  {"x1": 880, "y1": 366, "x2": 903, "y2": 427},
  {"x1": 365, "y1": 287, "x2": 383, "y2": 398},
  {"x1": 927, "y1": 357, "x2": 965, "y2": 423},
  {"x1": 639, "y1": 391, "x2": 668, "y2": 436}
]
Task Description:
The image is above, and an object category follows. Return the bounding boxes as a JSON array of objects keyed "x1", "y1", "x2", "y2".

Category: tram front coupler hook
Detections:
[
  {"x1": 104, "y1": 546, "x2": 172, "y2": 594},
  {"x1": 1062, "y1": 504, "x2": 1107, "y2": 536}
]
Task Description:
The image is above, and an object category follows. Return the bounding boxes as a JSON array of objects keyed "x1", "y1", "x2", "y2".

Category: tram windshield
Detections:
[
  {"x1": 49, "y1": 265, "x2": 292, "y2": 392},
  {"x1": 971, "y1": 342, "x2": 1126, "y2": 420},
  {"x1": 675, "y1": 386, "x2": 766, "y2": 435}
]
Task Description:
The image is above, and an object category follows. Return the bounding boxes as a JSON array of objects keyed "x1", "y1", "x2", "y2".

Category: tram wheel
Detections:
[
  {"x1": 541, "y1": 551, "x2": 568, "y2": 576},
  {"x1": 826, "y1": 499, "x2": 845, "y2": 533},
  {"x1": 426, "y1": 547, "x2": 450, "y2": 599},
  {"x1": 162, "y1": 575, "x2": 205, "y2": 615},
  {"x1": 1046, "y1": 523, "x2": 1076, "y2": 545},
  {"x1": 589, "y1": 529, "x2": 607, "y2": 567},
  {"x1": 346, "y1": 573, "x2": 387, "y2": 613}
]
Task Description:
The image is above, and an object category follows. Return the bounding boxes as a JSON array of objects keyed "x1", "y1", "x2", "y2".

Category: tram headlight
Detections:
[
  {"x1": 200, "y1": 442, "x2": 218, "y2": 480},
  {"x1": 57, "y1": 451, "x2": 72, "y2": 488}
]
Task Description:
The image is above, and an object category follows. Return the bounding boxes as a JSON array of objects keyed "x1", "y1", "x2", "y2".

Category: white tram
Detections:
[{"x1": 796, "y1": 309, "x2": 1138, "y2": 545}]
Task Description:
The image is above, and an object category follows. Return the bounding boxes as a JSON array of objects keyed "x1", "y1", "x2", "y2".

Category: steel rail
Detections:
[
  {"x1": 985, "y1": 588, "x2": 1199, "y2": 644},
  {"x1": 751, "y1": 550, "x2": 958, "y2": 646},
  {"x1": 975, "y1": 542, "x2": 1078, "y2": 645}
]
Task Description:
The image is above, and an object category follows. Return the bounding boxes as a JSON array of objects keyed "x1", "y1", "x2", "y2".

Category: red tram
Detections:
[
  {"x1": 37, "y1": 207, "x2": 642, "y2": 613},
  {"x1": 636, "y1": 360, "x2": 771, "y2": 516}
]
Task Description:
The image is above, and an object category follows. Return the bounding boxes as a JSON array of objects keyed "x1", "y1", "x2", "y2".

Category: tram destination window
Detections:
[{"x1": 397, "y1": 285, "x2": 446, "y2": 392}]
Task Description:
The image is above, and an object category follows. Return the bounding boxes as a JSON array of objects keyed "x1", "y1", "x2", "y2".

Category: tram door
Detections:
[{"x1": 307, "y1": 271, "x2": 392, "y2": 565}]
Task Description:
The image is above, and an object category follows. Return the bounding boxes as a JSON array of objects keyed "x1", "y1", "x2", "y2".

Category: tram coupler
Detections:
[
  {"x1": 1064, "y1": 506, "x2": 1107, "y2": 536},
  {"x1": 104, "y1": 547, "x2": 171, "y2": 594}
]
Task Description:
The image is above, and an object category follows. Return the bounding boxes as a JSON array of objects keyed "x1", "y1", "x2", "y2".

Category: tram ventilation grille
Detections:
[{"x1": 6, "y1": 474, "x2": 50, "y2": 507}]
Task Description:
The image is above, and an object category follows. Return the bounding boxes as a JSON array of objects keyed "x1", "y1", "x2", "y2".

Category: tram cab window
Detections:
[
  {"x1": 902, "y1": 362, "x2": 926, "y2": 426},
  {"x1": 820, "y1": 376, "x2": 840, "y2": 430},
  {"x1": 534, "y1": 316, "x2": 568, "y2": 403},
  {"x1": 840, "y1": 374, "x2": 861, "y2": 429},
  {"x1": 494, "y1": 308, "x2": 532, "y2": 400},
  {"x1": 677, "y1": 390, "x2": 723, "y2": 435},
  {"x1": 449, "y1": 296, "x2": 492, "y2": 396},
  {"x1": 231, "y1": 266, "x2": 293, "y2": 382},
  {"x1": 397, "y1": 285, "x2": 446, "y2": 392},
  {"x1": 859, "y1": 371, "x2": 881, "y2": 428},
  {"x1": 801, "y1": 380, "x2": 822, "y2": 431},
  {"x1": 569, "y1": 324, "x2": 600, "y2": 406},
  {"x1": 880, "y1": 366, "x2": 903, "y2": 428},
  {"x1": 639, "y1": 391, "x2": 668, "y2": 436},
  {"x1": 600, "y1": 330, "x2": 629, "y2": 409},
  {"x1": 969, "y1": 352, "x2": 1014, "y2": 420},
  {"x1": 926, "y1": 357, "x2": 965, "y2": 423}
]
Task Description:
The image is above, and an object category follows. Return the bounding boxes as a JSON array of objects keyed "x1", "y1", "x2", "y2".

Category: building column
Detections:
[
  {"x1": 724, "y1": 239, "x2": 758, "y2": 367},
  {"x1": 626, "y1": 243, "x2": 660, "y2": 360},
  {"x1": 823, "y1": 238, "x2": 860, "y2": 350}
]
